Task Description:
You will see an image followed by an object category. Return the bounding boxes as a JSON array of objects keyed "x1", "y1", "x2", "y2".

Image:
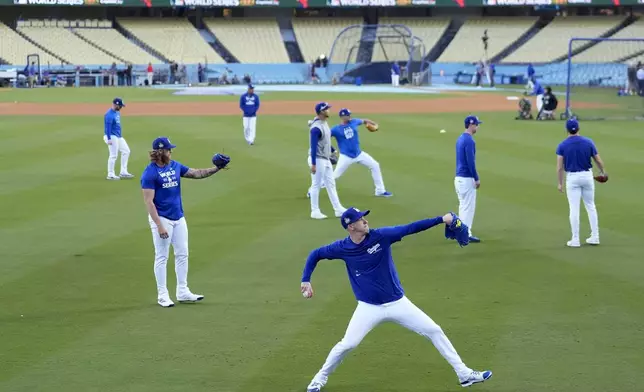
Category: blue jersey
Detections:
[
  {"x1": 240, "y1": 93, "x2": 260, "y2": 117},
  {"x1": 532, "y1": 81, "x2": 544, "y2": 95},
  {"x1": 301, "y1": 217, "x2": 443, "y2": 305},
  {"x1": 556, "y1": 136, "x2": 598, "y2": 173},
  {"x1": 331, "y1": 119, "x2": 363, "y2": 159},
  {"x1": 455, "y1": 132, "x2": 479, "y2": 181},
  {"x1": 391, "y1": 63, "x2": 400, "y2": 75},
  {"x1": 140, "y1": 160, "x2": 190, "y2": 221},
  {"x1": 104, "y1": 109, "x2": 122, "y2": 140}
]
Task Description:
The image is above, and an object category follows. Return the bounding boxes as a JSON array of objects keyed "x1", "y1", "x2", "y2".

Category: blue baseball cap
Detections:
[
  {"x1": 315, "y1": 102, "x2": 331, "y2": 114},
  {"x1": 464, "y1": 115, "x2": 482, "y2": 128},
  {"x1": 152, "y1": 137, "x2": 177, "y2": 150},
  {"x1": 341, "y1": 207, "x2": 370, "y2": 229},
  {"x1": 113, "y1": 97, "x2": 125, "y2": 107},
  {"x1": 339, "y1": 108, "x2": 351, "y2": 117},
  {"x1": 566, "y1": 118, "x2": 579, "y2": 133},
  {"x1": 247, "y1": 84, "x2": 255, "y2": 89}
]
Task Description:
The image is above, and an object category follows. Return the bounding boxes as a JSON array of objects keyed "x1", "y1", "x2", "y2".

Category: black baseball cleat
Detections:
[{"x1": 468, "y1": 236, "x2": 481, "y2": 243}]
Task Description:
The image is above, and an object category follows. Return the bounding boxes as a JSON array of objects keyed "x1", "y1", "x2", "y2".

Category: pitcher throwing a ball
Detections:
[
  {"x1": 141, "y1": 137, "x2": 230, "y2": 307},
  {"x1": 301, "y1": 207, "x2": 492, "y2": 391}
]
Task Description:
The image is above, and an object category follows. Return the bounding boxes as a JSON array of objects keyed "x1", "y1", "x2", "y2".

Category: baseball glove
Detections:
[
  {"x1": 594, "y1": 173, "x2": 608, "y2": 183},
  {"x1": 366, "y1": 123, "x2": 379, "y2": 132},
  {"x1": 212, "y1": 153, "x2": 231, "y2": 169},
  {"x1": 330, "y1": 152, "x2": 338, "y2": 165},
  {"x1": 444, "y1": 212, "x2": 470, "y2": 247}
]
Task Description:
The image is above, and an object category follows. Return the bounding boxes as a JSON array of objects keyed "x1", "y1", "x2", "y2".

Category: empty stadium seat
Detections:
[
  {"x1": 204, "y1": 18, "x2": 288, "y2": 64},
  {"x1": 0, "y1": 21, "x2": 61, "y2": 65},
  {"x1": 292, "y1": 18, "x2": 362, "y2": 64},
  {"x1": 117, "y1": 18, "x2": 224, "y2": 64}
]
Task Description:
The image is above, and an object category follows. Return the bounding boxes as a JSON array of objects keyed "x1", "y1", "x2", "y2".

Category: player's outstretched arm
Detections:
[
  {"x1": 592, "y1": 153, "x2": 606, "y2": 174},
  {"x1": 379, "y1": 214, "x2": 454, "y2": 243},
  {"x1": 183, "y1": 167, "x2": 220, "y2": 179},
  {"x1": 300, "y1": 244, "x2": 338, "y2": 299}
]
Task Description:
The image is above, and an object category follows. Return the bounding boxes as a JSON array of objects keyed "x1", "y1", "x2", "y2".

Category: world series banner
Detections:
[{"x1": 2, "y1": 0, "x2": 640, "y2": 5}]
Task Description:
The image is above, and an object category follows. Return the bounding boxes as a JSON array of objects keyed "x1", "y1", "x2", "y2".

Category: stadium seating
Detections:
[
  {"x1": 74, "y1": 22, "x2": 158, "y2": 65},
  {"x1": 204, "y1": 18, "x2": 289, "y2": 64},
  {"x1": 570, "y1": 19, "x2": 644, "y2": 63},
  {"x1": 17, "y1": 21, "x2": 118, "y2": 65},
  {"x1": 117, "y1": 18, "x2": 224, "y2": 64},
  {"x1": 503, "y1": 17, "x2": 625, "y2": 63},
  {"x1": 372, "y1": 18, "x2": 449, "y2": 62},
  {"x1": 438, "y1": 17, "x2": 537, "y2": 63},
  {"x1": 0, "y1": 22, "x2": 61, "y2": 65},
  {"x1": 292, "y1": 18, "x2": 362, "y2": 64}
]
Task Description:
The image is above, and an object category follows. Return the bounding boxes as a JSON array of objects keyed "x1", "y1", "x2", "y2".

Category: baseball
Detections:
[{"x1": 440, "y1": 129, "x2": 446, "y2": 133}]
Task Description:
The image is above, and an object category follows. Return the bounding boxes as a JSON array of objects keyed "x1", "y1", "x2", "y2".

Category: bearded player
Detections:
[
  {"x1": 331, "y1": 108, "x2": 392, "y2": 197},
  {"x1": 141, "y1": 137, "x2": 230, "y2": 307}
]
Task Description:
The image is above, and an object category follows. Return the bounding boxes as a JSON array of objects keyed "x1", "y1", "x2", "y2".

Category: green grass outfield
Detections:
[{"x1": 1, "y1": 87, "x2": 643, "y2": 392}]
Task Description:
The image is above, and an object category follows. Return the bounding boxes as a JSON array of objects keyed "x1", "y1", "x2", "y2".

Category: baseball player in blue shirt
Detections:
[
  {"x1": 331, "y1": 108, "x2": 392, "y2": 197},
  {"x1": 556, "y1": 118, "x2": 606, "y2": 247},
  {"x1": 391, "y1": 62, "x2": 400, "y2": 87},
  {"x1": 240, "y1": 84, "x2": 260, "y2": 145},
  {"x1": 308, "y1": 102, "x2": 347, "y2": 220},
  {"x1": 141, "y1": 136, "x2": 230, "y2": 307},
  {"x1": 527, "y1": 80, "x2": 545, "y2": 115},
  {"x1": 454, "y1": 115, "x2": 482, "y2": 242},
  {"x1": 301, "y1": 207, "x2": 492, "y2": 391},
  {"x1": 104, "y1": 98, "x2": 133, "y2": 180}
]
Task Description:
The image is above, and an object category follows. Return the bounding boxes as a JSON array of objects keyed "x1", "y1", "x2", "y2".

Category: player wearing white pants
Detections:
[
  {"x1": 240, "y1": 84, "x2": 260, "y2": 145},
  {"x1": 301, "y1": 208, "x2": 492, "y2": 391},
  {"x1": 104, "y1": 97, "x2": 133, "y2": 180},
  {"x1": 454, "y1": 115, "x2": 482, "y2": 242},
  {"x1": 308, "y1": 102, "x2": 346, "y2": 220},
  {"x1": 141, "y1": 136, "x2": 229, "y2": 307},
  {"x1": 556, "y1": 118, "x2": 605, "y2": 247},
  {"x1": 391, "y1": 62, "x2": 400, "y2": 87},
  {"x1": 331, "y1": 108, "x2": 392, "y2": 197}
]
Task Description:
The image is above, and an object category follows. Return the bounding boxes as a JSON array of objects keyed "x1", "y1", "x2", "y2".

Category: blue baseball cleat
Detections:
[
  {"x1": 468, "y1": 236, "x2": 481, "y2": 243},
  {"x1": 376, "y1": 191, "x2": 393, "y2": 197},
  {"x1": 459, "y1": 370, "x2": 492, "y2": 387}
]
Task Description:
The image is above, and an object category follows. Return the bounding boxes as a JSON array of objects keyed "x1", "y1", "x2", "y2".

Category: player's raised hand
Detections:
[
  {"x1": 301, "y1": 282, "x2": 314, "y2": 299},
  {"x1": 158, "y1": 225, "x2": 169, "y2": 239}
]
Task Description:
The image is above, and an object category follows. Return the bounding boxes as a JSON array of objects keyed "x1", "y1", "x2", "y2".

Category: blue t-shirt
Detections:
[
  {"x1": 331, "y1": 118, "x2": 363, "y2": 159},
  {"x1": 140, "y1": 160, "x2": 190, "y2": 221},
  {"x1": 301, "y1": 217, "x2": 443, "y2": 305},
  {"x1": 556, "y1": 136, "x2": 598, "y2": 173},
  {"x1": 455, "y1": 132, "x2": 479, "y2": 181},
  {"x1": 104, "y1": 109, "x2": 122, "y2": 140}
]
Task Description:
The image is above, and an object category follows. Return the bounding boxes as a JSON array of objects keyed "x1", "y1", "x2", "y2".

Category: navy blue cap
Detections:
[
  {"x1": 464, "y1": 115, "x2": 482, "y2": 128},
  {"x1": 315, "y1": 102, "x2": 331, "y2": 114},
  {"x1": 566, "y1": 118, "x2": 579, "y2": 133},
  {"x1": 341, "y1": 207, "x2": 370, "y2": 229},
  {"x1": 338, "y1": 108, "x2": 351, "y2": 117},
  {"x1": 152, "y1": 137, "x2": 177, "y2": 150},
  {"x1": 113, "y1": 97, "x2": 125, "y2": 107},
  {"x1": 248, "y1": 84, "x2": 255, "y2": 89}
]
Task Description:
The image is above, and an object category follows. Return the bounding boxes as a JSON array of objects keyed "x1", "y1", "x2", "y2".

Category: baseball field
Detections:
[{"x1": 1, "y1": 85, "x2": 643, "y2": 392}]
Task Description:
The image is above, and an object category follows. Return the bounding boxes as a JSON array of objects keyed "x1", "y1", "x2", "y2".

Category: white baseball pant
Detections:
[
  {"x1": 536, "y1": 94, "x2": 544, "y2": 112},
  {"x1": 308, "y1": 156, "x2": 343, "y2": 214},
  {"x1": 565, "y1": 170, "x2": 599, "y2": 241},
  {"x1": 454, "y1": 177, "x2": 476, "y2": 237},
  {"x1": 148, "y1": 215, "x2": 192, "y2": 298},
  {"x1": 391, "y1": 74, "x2": 400, "y2": 87},
  {"x1": 310, "y1": 296, "x2": 473, "y2": 384},
  {"x1": 104, "y1": 135, "x2": 130, "y2": 176},
  {"x1": 243, "y1": 116, "x2": 256, "y2": 144},
  {"x1": 333, "y1": 152, "x2": 386, "y2": 195}
]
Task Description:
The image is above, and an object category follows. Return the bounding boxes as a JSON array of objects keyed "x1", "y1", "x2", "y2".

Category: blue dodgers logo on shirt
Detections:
[{"x1": 244, "y1": 96, "x2": 256, "y2": 106}]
